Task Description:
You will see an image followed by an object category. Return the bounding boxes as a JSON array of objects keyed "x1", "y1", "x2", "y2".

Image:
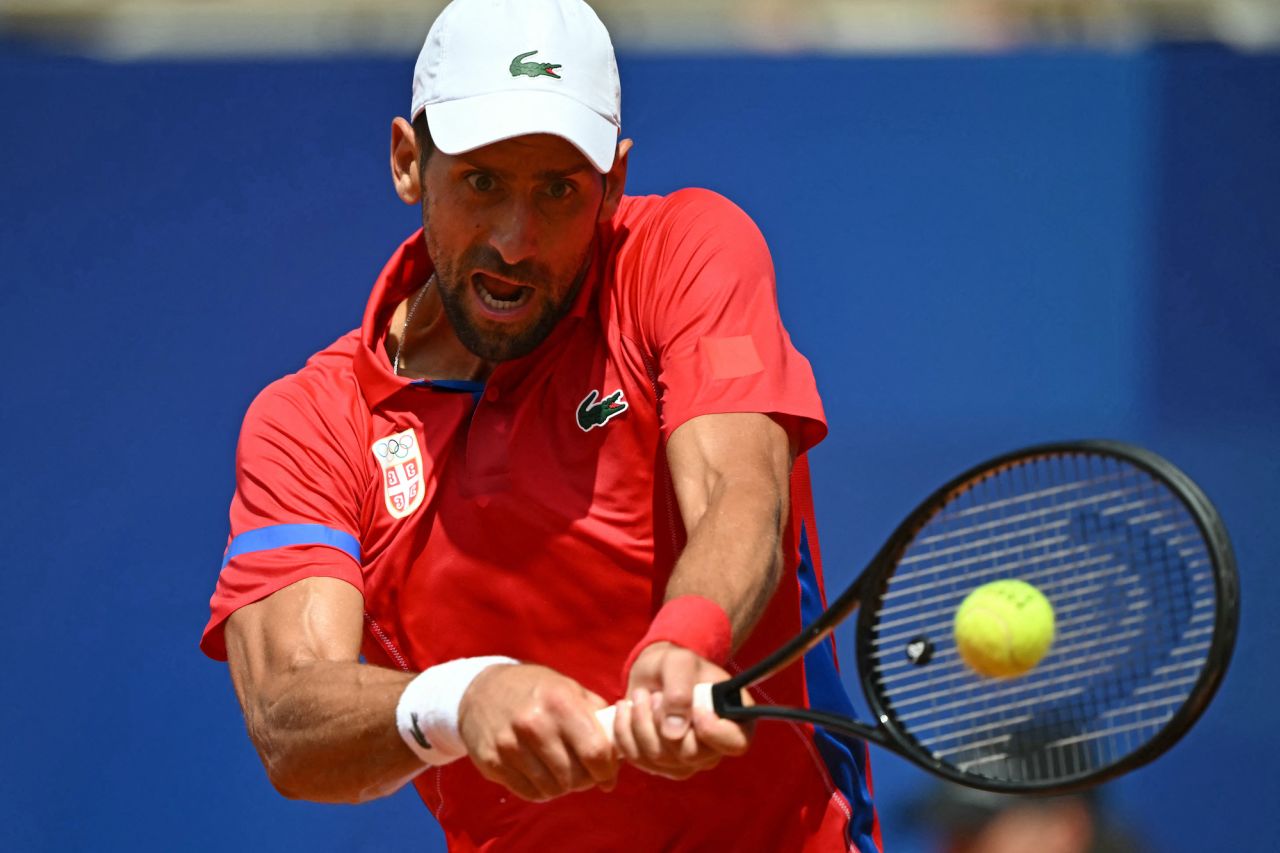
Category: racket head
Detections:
[{"x1": 854, "y1": 440, "x2": 1238, "y2": 794}]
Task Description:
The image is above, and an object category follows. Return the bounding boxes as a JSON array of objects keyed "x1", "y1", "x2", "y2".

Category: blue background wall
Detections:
[{"x1": 1, "y1": 44, "x2": 1276, "y2": 851}]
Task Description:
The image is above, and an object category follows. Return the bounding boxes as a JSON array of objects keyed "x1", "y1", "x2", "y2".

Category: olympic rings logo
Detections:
[{"x1": 373, "y1": 431, "x2": 416, "y2": 460}]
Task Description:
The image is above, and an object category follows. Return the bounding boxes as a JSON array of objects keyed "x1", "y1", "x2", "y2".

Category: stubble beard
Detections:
[{"x1": 428, "y1": 239, "x2": 591, "y2": 363}]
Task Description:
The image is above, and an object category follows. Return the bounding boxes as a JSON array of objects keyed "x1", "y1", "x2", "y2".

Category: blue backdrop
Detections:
[{"x1": 1, "y1": 44, "x2": 1276, "y2": 852}]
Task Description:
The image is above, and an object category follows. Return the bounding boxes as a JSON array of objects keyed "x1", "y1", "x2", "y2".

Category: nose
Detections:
[{"x1": 489, "y1": 198, "x2": 539, "y2": 267}]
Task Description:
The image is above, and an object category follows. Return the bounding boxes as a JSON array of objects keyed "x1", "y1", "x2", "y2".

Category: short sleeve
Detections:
[
  {"x1": 635, "y1": 189, "x2": 827, "y2": 451},
  {"x1": 200, "y1": 376, "x2": 366, "y2": 661}
]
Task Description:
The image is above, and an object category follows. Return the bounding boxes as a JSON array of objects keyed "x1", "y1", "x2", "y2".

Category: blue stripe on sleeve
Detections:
[{"x1": 221, "y1": 524, "x2": 361, "y2": 569}]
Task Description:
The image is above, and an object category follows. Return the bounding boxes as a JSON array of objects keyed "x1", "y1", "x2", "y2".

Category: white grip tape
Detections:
[{"x1": 594, "y1": 681, "x2": 714, "y2": 743}]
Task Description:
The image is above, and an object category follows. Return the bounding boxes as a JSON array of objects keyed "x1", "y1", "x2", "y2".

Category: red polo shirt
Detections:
[{"x1": 202, "y1": 189, "x2": 881, "y2": 852}]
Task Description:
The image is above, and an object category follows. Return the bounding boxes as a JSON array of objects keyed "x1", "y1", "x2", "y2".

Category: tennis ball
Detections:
[{"x1": 953, "y1": 579, "x2": 1055, "y2": 679}]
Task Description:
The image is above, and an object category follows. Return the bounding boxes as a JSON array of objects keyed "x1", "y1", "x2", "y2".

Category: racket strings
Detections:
[{"x1": 865, "y1": 452, "x2": 1218, "y2": 786}]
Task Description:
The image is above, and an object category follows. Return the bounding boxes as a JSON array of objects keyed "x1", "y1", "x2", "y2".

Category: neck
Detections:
[{"x1": 386, "y1": 281, "x2": 496, "y2": 383}]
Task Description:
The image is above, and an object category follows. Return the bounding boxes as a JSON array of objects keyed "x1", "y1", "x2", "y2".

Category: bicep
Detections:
[
  {"x1": 665, "y1": 412, "x2": 792, "y2": 532},
  {"x1": 225, "y1": 577, "x2": 365, "y2": 715}
]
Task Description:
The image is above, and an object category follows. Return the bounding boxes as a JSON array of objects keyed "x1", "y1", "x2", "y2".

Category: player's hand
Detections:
[
  {"x1": 613, "y1": 641, "x2": 753, "y2": 780},
  {"x1": 458, "y1": 663, "x2": 619, "y2": 802}
]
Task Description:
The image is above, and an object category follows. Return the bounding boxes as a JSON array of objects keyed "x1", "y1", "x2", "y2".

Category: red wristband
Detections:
[{"x1": 621, "y1": 595, "x2": 732, "y2": 686}]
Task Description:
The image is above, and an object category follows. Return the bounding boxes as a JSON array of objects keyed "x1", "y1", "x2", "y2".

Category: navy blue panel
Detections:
[
  {"x1": 416, "y1": 379, "x2": 485, "y2": 393},
  {"x1": 797, "y1": 524, "x2": 880, "y2": 853},
  {"x1": 222, "y1": 524, "x2": 362, "y2": 569},
  {"x1": 414, "y1": 379, "x2": 485, "y2": 405},
  {"x1": 1149, "y1": 47, "x2": 1280, "y2": 425}
]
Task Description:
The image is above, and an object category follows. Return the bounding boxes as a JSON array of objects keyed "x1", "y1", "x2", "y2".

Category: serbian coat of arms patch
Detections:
[{"x1": 371, "y1": 428, "x2": 424, "y2": 519}]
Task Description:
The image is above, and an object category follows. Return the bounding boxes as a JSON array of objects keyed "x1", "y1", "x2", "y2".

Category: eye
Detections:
[
  {"x1": 546, "y1": 179, "x2": 575, "y2": 200},
  {"x1": 466, "y1": 172, "x2": 497, "y2": 192}
]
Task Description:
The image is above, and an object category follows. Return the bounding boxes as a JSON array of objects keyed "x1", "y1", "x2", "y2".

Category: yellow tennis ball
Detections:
[{"x1": 954, "y1": 579, "x2": 1055, "y2": 678}]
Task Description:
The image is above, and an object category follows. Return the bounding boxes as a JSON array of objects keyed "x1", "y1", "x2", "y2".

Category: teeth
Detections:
[{"x1": 476, "y1": 280, "x2": 531, "y2": 311}]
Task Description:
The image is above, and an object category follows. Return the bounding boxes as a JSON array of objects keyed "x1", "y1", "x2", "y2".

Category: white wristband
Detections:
[{"x1": 395, "y1": 656, "x2": 519, "y2": 765}]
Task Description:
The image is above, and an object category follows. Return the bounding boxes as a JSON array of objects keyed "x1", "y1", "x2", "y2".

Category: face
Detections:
[{"x1": 417, "y1": 134, "x2": 615, "y2": 362}]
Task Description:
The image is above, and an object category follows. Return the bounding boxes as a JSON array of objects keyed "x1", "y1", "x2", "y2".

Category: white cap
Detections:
[{"x1": 411, "y1": 0, "x2": 622, "y2": 173}]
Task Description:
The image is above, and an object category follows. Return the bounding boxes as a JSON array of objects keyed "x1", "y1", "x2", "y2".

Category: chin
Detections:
[{"x1": 456, "y1": 313, "x2": 554, "y2": 362}]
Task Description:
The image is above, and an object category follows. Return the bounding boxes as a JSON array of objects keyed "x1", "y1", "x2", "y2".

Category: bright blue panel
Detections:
[
  {"x1": 0, "y1": 43, "x2": 1276, "y2": 853},
  {"x1": 222, "y1": 524, "x2": 361, "y2": 568}
]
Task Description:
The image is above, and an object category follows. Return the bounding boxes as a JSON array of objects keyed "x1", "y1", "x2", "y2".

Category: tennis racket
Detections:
[{"x1": 599, "y1": 440, "x2": 1238, "y2": 794}]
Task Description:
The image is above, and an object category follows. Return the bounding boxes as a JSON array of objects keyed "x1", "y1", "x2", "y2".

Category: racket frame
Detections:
[{"x1": 711, "y1": 439, "x2": 1239, "y2": 794}]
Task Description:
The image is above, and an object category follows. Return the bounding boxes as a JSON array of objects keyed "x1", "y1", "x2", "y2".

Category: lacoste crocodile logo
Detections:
[
  {"x1": 576, "y1": 389, "x2": 628, "y2": 432},
  {"x1": 510, "y1": 50, "x2": 562, "y2": 79}
]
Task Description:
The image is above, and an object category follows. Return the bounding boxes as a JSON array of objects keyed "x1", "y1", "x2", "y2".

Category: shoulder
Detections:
[
  {"x1": 239, "y1": 330, "x2": 366, "y2": 462},
  {"x1": 657, "y1": 186, "x2": 754, "y2": 220},
  {"x1": 606, "y1": 190, "x2": 775, "y2": 337},
  {"x1": 610, "y1": 188, "x2": 772, "y2": 283},
  {"x1": 615, "y1": 188, "x2": 766, "y2": 255},
  {"x1": 225, "y1": 331, "x2": 369, "y2": 552}
]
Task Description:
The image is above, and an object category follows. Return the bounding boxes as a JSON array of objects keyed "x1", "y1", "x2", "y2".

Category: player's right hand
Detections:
[
  {"x1": 458, "y1": 663, "x2": 619, "y2": 802},
  {"x1": 612, "y1": 642, "x2": 753, "y2": 780}
]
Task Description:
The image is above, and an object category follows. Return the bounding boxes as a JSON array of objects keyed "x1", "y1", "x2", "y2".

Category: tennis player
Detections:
[{"x1": 201, "y1": 0, "x2": 881, "y2": 849}]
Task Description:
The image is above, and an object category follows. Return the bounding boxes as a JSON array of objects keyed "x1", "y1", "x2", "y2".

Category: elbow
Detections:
[
  {"x1": 268, "y1": 767, "x2": 401, "y2": 805},
  {"x1": 253, "y1": 730, "x2": 397, "y2": 805},
  {"x1": 243, "y1": 703, "x2": 400, "y2": 805},
  {"x1": 268, "y1": 778, "x2": 371, "y2": 806},
  {"x1": 244, "y1": 717, "x2": 326, "y2": 803},
  {"x1": 260, "y1": 753, "x2": 371, "y2": 805},
  {"x1": 266, "y1": 769, "x2": 309, "y2": 802},
  {"x1": 248, "y1": 725, "x2": 307, "y2": 801}
]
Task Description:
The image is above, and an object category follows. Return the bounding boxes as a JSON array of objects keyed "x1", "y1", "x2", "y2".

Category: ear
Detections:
[
  {"x1": 390, "y1": 116, "x2": 422, "y2": 206},
  {"x1": 598, "y1": 137, "x2": 632, "y2": 222}
]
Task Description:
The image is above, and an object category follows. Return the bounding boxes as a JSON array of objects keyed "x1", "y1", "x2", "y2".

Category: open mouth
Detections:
[{"x1": 473, "y1": 272, "x2": 533, "y2": 313}]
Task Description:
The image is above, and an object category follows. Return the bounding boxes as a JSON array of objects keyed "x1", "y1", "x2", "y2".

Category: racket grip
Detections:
[{"x1": 594, "y1": 682, "x2": 714, "y2": 742}]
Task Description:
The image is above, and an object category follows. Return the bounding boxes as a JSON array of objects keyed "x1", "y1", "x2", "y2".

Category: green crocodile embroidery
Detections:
[
  {"x1": 510, "y1": 50, "x2": 562, "y2": 79},
  {"x1": 577, "y1": 389, "x2": 628, "y2": 431}
]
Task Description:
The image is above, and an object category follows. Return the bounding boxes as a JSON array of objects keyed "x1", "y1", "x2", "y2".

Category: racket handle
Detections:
[{"x1": 594, "y1": 682, "x2": 714, "y2": 742}]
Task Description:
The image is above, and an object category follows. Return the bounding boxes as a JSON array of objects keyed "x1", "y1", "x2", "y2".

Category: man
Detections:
[{"x1": 201, "y1": 0, "x2": 881, "y2": 849}]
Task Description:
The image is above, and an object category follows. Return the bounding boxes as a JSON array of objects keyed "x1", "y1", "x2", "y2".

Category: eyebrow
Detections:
[
  {"x1": 537, "y1": 165, "x2": 592, "y2": 180},
  {"x1": 455, "y1": 157, "x2": 592, "y2": 181}
]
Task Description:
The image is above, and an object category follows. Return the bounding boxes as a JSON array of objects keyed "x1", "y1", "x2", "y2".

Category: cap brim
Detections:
[{"x1": 424, "y1": 90, "x2": 619, "y2": 173}]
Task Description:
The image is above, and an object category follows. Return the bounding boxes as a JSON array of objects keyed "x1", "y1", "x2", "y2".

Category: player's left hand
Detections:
[{"x1": 612, "y1": 641, "x2": 752, "y2": 780}]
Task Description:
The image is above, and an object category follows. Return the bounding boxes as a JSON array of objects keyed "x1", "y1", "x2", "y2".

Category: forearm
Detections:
[
  {"x1": 620, "y1": 472, "x2": 782, "y2": 775},
  {"x1": 621, "y1": 413, "x2": 790, "y2": 775},
  {"x1": 665, "y1": 473, "x2": 787, "y2": 647},
  {"x1": 224, "y1": 577, "x2": 613, "y2": 806},
  {"x1": 241, "y1": 659, "x2": 420, "y2": 804}
]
